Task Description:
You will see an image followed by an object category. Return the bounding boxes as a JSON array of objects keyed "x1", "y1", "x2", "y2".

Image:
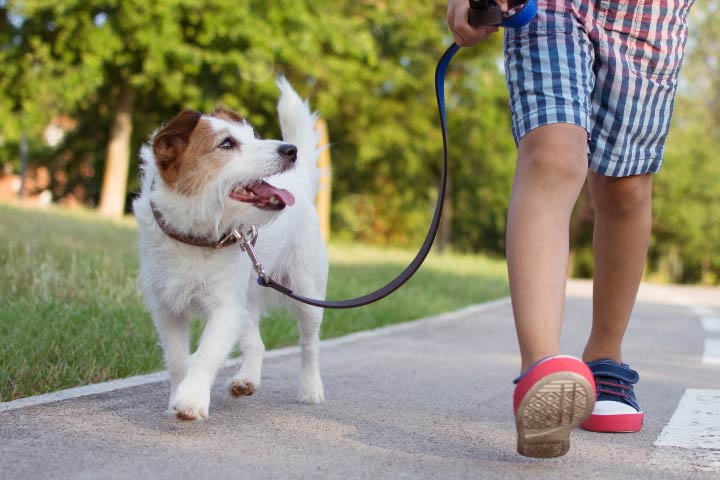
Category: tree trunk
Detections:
[
  {"x1": 98, "y1": 87, "x2": 134, "y2": 217},
  {"x1": 315, "y1": 118, "x2": 332, "y2": 243},
  {"x1": 437, "y1": 171, "x2": 452, "y2": 253}
]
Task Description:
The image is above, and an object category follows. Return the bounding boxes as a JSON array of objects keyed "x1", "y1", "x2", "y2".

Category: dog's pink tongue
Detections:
[{"x1": 250, "y1": 181, "x2": 295, "y2": 206}]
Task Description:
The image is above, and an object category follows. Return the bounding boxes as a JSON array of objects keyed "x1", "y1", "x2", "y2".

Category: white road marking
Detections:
[
  {"x1": 692, "y1": 306, "x2": 717, "y2": 317},
  {"x1": 655, "y1": 389, "x2": 720, "y2": 471},
  {"x1": 700, "y1": 317, "x2": 720, "y2": 333},
  {"x1": 649, "y1": 447, "x2": 720, "y2": 473},
  {"x1": 703, "y1": 339, "x2": 720, "y2": 365},
  {"x1": 655, "y1": 389, "x2": 720, "y2": 449},
  {"x1": 0, "y1": 297, "x2": 511, "y2": 413}
]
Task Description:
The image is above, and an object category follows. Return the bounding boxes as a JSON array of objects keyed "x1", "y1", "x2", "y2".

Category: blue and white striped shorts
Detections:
[{"x1": 504, "y1": 0, "x2": 694, "y2": 177}]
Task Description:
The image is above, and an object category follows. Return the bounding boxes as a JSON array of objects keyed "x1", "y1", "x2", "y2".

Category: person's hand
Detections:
[{"x1": 447, "y1": 0, "x2": 508, "y2": 47}]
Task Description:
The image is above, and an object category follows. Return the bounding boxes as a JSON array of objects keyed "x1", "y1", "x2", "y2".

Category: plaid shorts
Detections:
[{"x1": 504, "y1": 0, "x2": 694, "y2": 176}]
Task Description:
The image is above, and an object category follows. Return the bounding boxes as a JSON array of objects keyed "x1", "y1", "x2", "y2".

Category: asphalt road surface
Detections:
[{"x1": 1, "y1": 280, "x2": 719, "y2": 479}]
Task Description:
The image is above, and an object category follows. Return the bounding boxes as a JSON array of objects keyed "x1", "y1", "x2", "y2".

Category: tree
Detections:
[
  {"x1": 5, "y1": 0, "x2": 713, "y2": 285},
  {"x1": 4, "y1": 0, "x2": 495, "y2": 233},
  {"x1": 651, "y1": 0, "x2": 720, "y2": 283}
]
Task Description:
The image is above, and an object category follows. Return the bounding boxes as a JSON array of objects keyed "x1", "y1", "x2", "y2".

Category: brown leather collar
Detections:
[{"x1": 150, "y1": 201, "x2": 238, "y2": 248}]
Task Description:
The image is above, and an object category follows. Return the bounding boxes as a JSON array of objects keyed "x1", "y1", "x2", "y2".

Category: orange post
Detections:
[{"x1": 315, "y1": 118, "x2": 332, "y2": 243}]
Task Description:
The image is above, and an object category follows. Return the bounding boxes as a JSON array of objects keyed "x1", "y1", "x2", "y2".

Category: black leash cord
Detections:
[
  {"x1": 258, "y1": 0, "x2": 538, "y2": 308},
  {"x1": 258, "y1": 43, "x2": 462, "y2": 309}
]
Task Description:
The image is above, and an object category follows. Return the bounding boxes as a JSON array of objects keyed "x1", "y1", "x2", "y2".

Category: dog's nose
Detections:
[{"x1": 278, "y1": 144, "x2": 297, "y2": 163}]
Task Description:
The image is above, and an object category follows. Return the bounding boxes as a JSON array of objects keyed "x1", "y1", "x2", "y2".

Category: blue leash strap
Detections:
[{"x1": 499, "y1": 0, "x2": 536, "y2": 28}]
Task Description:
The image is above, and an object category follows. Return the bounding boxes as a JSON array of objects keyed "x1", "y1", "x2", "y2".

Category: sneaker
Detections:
[
  {"x1": 581, "y1": 359, "x2": 643, "y2": 432},
  {"x1": 513, "y1": 355, "x2": 596, "y2": 458}
]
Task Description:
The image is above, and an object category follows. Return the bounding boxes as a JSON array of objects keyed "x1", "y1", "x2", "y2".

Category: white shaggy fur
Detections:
[{"x1": 133, "y1": 79, "x2": 328, "y2": 420}]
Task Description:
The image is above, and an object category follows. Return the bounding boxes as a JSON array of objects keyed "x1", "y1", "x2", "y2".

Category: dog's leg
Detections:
[
  {"x1": 228, "y1": 307, "x2": 265, "y2": 397},
  {"x1": 153, "y1": 309, "x2": 190, "y2": 407},
  {"x1": 171, "y1": 305, "x2": 242, "y2": 420},
  {"x1": 295, "y1": 303, "x2": 325, "y2": 404}
]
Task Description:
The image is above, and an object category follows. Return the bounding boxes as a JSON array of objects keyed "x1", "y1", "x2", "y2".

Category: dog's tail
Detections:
[{"x1": 276, "y1": 76, "x2": 324, "y2": 200}]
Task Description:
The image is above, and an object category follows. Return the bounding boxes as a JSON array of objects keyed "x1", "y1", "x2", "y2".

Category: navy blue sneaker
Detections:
[{"x1": 581, "y1": 359, "x2": 643, "y2": 432}]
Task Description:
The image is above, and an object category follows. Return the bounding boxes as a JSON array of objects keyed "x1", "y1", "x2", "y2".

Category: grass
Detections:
[{"x1": 0, "y1": 202, "x2": 508, "y2": 402}]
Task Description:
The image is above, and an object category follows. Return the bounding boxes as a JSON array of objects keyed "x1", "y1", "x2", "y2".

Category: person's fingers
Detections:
[
  {"x1": 450, "y1": 3, "x2": 499, "y2": 46},
  {"x1": 452, "y1": 26, "x2": 497, "y2": 47},
  {"x1": 447, "y1": 2, "x2": 456, "y2": 32}
]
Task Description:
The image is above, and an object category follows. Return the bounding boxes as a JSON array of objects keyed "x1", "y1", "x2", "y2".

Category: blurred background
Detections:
[{"x1": 0, "y1": 0, "x2": 718, "y2": 283}]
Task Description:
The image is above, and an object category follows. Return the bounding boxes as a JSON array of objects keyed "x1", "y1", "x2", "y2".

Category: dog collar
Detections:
[{"x1": 150, "y1": 201, "x2": 243, "y2": 249}]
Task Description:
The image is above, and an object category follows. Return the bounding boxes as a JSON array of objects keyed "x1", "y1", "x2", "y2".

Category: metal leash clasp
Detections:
[
  {"x1": 228, "y1": 225, "x2": 269, "y2": 285},
  {"x1": 216, "y1": 224, "x2": 257, "y2": 248}
]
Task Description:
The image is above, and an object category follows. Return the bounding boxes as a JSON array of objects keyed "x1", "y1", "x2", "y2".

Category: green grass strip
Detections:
[{"x1": 0, "y1": 203, "x2": 508, "y2": 402}]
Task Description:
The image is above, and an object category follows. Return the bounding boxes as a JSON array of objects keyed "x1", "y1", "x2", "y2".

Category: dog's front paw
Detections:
[
  {"x1": 229, "y1": 378, "x2": 258, "y2": 397},
  {"x1": 170, "y1": 381, "x2": 211, "y2": 421},
  {"x1": 298, "y1": 380, "x2": 325, "y2": 404}
]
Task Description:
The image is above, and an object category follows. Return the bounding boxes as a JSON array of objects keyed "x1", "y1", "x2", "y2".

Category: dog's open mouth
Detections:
[{"x1": 229, "y1": 181, "x2": 295, "y2": 210}]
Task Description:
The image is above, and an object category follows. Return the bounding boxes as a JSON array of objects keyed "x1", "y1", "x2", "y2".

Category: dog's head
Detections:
[{"x1": 151, "y1": 106, "x2": 297, "y2": 227}]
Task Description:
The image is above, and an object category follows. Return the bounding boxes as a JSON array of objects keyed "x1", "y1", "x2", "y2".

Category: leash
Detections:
[
  {"x1": 250, "y1": 43, "x2": 458, "y2": 309},
  {"x1": 252, "y1": 0, "x2": 537, "y2": 308},
  {"x1": 153, "y1": 0, "x2": 537, "y2": 309}
]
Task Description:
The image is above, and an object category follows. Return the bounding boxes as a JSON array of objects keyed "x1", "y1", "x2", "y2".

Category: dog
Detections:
[{"x1": 133, "y1": 78, "x2": 328, "y2": 420}]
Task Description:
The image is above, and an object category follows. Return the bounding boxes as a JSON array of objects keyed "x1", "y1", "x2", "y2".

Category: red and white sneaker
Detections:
[
  {"x1": 581, "y1": 359, "x2": 643, "y2": 433},
  {"x1": 513, "y1": 355, "x2": 596, "y2": 458}
]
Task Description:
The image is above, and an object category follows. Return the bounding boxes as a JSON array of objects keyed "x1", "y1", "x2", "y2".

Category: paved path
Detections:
[{"x1": 1, "y1": 281, "x2": 719, "y2": 479}]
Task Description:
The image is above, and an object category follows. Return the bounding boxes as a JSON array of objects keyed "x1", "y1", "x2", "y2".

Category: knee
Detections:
[
  {"x1": 590, "y1": 173, "x2": 652, "y2": 218},
  {"x1": 517, "y1": 126, "x2": 588, "y2": 189},
  {"x1": 521, "y1": 147, "x2": 588, "y2": 187}
]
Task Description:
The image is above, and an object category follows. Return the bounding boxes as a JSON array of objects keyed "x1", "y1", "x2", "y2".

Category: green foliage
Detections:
[
  {"x1": 444, "y1": 43, "x2": 516, "y2": 252},
  {"x1": 649, "y1": 0, "x2": 720, "y2": 284},
  {"x1": 0, "y1": 0, "x2": 514, "y2": 247},
  {"x1": 1, "y1": 1, "x2": 717, "y2": 283},
  {"x1": 563, "y1": 2, "x2": 720, "y2": 284}
]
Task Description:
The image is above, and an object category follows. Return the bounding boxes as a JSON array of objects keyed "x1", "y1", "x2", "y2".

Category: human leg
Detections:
[
  {"x1": 502, "y1": 4, "x2": 598, "y2": 457},
  {"x1": 507, "y1": 123, "x2": 588, "y2": 372},
  {"x1": 582, "y1": 172, "x2": 652, "y2": 363},
  {"x1": 578, "y1": 0, "x2": 693, "y2": 433},
  {"x1": 577, "y1": 172, "x2": 652, "y2": 433},
  {"x1": 507, "y1": 124, "x2": 598, "y2": 457}
]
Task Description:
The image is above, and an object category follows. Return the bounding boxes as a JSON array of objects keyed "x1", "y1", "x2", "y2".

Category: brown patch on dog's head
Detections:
[
  {"x1": 212, "y1": 106, "x2": 262, "y2": 139},
  {"x1": 154, "y1": 109, "x2": 235, "y2": 196},
  {"x1": 211, "y1": 106, "x2": 246, "y2": 125}
]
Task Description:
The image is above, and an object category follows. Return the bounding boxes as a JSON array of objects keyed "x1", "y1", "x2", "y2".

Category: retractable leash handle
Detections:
[
  {"x1": 468, "y1": 0, "x2": 537, "y2": 28},
  {"x1": 256, "y1": 1, "x2": 536, "y2": 309}
]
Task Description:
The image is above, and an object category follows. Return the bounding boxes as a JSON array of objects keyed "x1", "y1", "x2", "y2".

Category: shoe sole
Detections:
[
  {"x1": 515, "y1": 371, "x2": 595, "y2": 458},
  {"x1": 581, "y1": 412, "x2": 643, "y2": 432}
]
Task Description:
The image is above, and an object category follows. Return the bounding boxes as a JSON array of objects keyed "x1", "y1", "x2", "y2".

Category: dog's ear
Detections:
[
  {"x1": 211, "y1": 105, "x2": 246, "y2": 125},
  {"x1": 153, "y1": 109, "x2": 202, "y2": 171}
]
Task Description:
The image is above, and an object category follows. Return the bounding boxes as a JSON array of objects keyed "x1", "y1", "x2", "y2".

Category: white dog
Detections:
[{"x1": 133, "y1": 78, "x2": 328, "y2": 420}]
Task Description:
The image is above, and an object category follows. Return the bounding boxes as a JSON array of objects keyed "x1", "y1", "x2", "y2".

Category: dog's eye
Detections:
[{"x1": 218, "y1": 137, "x2": 236, "y2": 150}]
